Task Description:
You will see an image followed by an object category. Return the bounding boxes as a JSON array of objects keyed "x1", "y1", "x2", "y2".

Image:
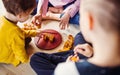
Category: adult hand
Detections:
[
  {"x1": 59, "y1": 12, "x2": 70, "y2": 30},
  {"x1": 32, "y1": 13, "x2": 42, "y2": 27},
  {"x1": 74, "y1": 43, "x2": 93, "y2": 57}
]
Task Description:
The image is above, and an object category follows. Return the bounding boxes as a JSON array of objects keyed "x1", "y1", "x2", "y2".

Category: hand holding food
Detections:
[
  {"x1": 74, "y1": 44, "x2": 93, "y2": 57},
  {"x1": 22, "y1": 23, "x2": 37, "y2": 30},
  {"x1": 66, "y1": 54, "x2": 79, "y2": 62}
]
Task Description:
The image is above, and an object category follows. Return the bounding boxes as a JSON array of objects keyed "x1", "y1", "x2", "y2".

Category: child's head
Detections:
[
  {"x1": 2, "y1": 0, "x2": 36, "y2": 22},
  {"x1": 80, "y1": 0, "x2": 120, "y2": 43}
]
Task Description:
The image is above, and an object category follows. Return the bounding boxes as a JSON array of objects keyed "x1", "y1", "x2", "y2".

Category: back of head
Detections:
[
  {"x1": 80, "y1": 0, "x2": 120, "y2": 34},
  {"x1": 2, "y1": 0, "x2": 36, "y2": 16}
]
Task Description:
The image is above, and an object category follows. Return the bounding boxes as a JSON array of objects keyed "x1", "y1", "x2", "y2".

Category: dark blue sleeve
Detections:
[{"x1": 75, "y1": 60, "x2": 120, "y2": 75}]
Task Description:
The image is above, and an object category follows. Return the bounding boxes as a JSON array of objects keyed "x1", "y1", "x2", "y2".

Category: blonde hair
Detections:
[{"x1": 80, "y1": 0, "x2": 120, "y2": 33}]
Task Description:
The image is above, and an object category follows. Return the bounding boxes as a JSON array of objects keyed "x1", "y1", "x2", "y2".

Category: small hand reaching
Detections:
[
  {"x1": 59, "y1": 12, "x2": 70, "y2": 30},
  {"x1": 32, "y1": 13, "x2": 42, "y2": 28}
]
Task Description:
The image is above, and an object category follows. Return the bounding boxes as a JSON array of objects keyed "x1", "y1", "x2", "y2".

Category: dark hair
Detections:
[
  {"x1": 80, "y1": 0, "x2": 120, "y2": 33},
  {"x1": 2, "y1": 0, "x2": 36, "y2": 15}
]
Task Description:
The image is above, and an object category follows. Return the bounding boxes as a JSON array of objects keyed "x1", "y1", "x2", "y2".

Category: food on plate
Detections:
[
  {"x1": 34, "y1": 29, "x2": 62, "y2": 50},
  {"x1": 43, "y1": 33, "x2": 55, "y2": 42}
]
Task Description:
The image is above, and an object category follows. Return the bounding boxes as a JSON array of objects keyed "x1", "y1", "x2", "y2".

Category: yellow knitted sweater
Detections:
[{"x1": 0, "y1": 16, "x2": 37, "y2": 66}]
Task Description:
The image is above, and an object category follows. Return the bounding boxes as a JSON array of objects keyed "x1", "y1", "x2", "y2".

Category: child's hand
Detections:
[
  {"x1": 32, "y1": 13, "x2": 42, "y2": 28},
  {"x1": 59, "y1": 12, "x2": 70, "y2": 30},
  {"x1": 74, "y1": 44, "x2": 93, "y2": 57}
]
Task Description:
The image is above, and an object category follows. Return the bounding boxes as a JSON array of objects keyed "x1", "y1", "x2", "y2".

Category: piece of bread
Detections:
[
  {"x1": 70, "y1": 56, "x2": 78, "y2": 62},
  {"x1": 43, "y1": 33, "x2": 55, "y2": 42},
  {"x1": 58, "y1": 35, "x2": 74, "y2": 52}
]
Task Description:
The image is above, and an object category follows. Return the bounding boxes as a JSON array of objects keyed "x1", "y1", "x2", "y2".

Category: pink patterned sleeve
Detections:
[{"x1": 63, "y1": 0, "x2": 80, "y2": 18}]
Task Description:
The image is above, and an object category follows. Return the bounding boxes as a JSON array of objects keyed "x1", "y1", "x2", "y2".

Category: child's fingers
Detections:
[
  {"x1": 76, "y1": 56, "x2": 79, "y2": 61},
  {"x1": 59, "y1": 22, "x2": 68, "y2": 30},
  {"x1": 74, "y1": 44, "x2": 88, "y2": 55},
  {"x1": 74, "y1": 45, "x2": 83, "y2": 52},
  {"x1": 67, "y1": 23, "x2": 69, "y2": 28},
  {"x1": 74, "y1": 44, "x2": 93, "y2": 57},
  {"x1": 75, "y1": 55, "x2": 80, "y2": 62},
  {"x1": 74, "y1": 51, "x2": 78, "y2": 55},
  {"x1": 59, "y1": 20, "x2": 63, "y2": 29},
  {"x1": 67, "y1": 55, "x2": 73, "y2": 59},
  {"x1": 59, "y1": 21, "x2": 65, "y2": 30},
  {"x1": 74, "y1": 44, "x2": 89, "y2": 52},
  {"x1": 66, "y1": 55, "x2": 73, "y2": 62},
  {"x1": 32, "y1": 14, "x2": 42, "y2": 26},
  {"x1": 75, "y1": 48, "x2": 85, "y2": 55},
  {"x1": 31, "y1": 17, "x2": 36, "y2": 24}
]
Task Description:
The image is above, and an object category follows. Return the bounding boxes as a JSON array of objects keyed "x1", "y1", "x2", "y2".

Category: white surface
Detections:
[{"x1": 55, "y1": 62, "x2": 79, "y2": 75}]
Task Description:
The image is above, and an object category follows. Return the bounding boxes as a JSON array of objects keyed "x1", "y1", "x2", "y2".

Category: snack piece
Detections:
[
  {"x1": 42, "y1": 33, "x2": 55, "y2": 42},
  {"x1": 58, "y1": 35, "x2": 74, "y2": 52},
  {"x1": 63, "y1": 35, "x2": 74, "y2": 50},
  {"x1": 36, "y1": 24, "x2": 41, "y2": 29},
  {"x1": 48, "y1": 34, "x2": 54, "y2": 42},
  {"x1": 70, "y1": 55, "x2": 78, "y2": 62},
  {"x1": 41, "y1": 34, "x2": 47, "y2": 41},
  {"x1": 23, "y1": 23, "x2": 37, "y2": 30}
]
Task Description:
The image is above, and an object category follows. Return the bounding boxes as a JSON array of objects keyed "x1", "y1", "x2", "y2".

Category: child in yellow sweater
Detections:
[{"x1": 0, "y1": 0, "x2": 39, "y2": 66}]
